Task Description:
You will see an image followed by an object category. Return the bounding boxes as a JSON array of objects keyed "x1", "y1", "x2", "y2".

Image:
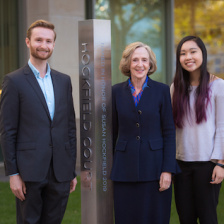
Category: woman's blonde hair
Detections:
[{"x1": 119, "y1": 42, "x2": 157, "y2": 77}]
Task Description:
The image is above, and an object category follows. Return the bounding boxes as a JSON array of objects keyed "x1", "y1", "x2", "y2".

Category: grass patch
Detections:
[
  {"x1": 0, "y1": 181, "x2": 16, "y2": 224},
  {"x1": 0, "y1": 177, "x2": 223, "y2": 223},
  {"x1": 62, "y1": 176, "x2": 81, "y2": 224}
]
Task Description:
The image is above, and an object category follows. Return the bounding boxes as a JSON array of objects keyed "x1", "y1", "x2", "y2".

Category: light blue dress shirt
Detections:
[{"x1": 28, "y1": 60, "x2": 55, "y2": 120}]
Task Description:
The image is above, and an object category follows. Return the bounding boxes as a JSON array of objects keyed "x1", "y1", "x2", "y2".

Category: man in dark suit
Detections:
[{"x1": 0, "y1": 20, "x2": 77, "y2": 224}]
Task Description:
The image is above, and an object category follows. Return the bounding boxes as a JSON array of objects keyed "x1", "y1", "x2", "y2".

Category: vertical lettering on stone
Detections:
[{"x1": 79, "y1": 20, "x2": 113, "y2": 224}]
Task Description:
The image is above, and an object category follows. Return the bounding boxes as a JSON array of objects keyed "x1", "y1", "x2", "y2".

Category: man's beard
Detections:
[{"x1": 30, "y1": 47, "x2": 53, "y2": 60}]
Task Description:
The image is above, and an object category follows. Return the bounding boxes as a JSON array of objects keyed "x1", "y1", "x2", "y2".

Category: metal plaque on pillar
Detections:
[{"x1": 78, "y1": 20, "x2": 113, "y2": 224}]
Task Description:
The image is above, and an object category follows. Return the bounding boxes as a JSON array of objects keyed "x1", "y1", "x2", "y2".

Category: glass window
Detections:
[
  {"x1": 174, "y1": 0, "x2": 224, "y2": 79},
  {"x1": 0, "y1": 0, "x2": 19, "y2": 161},
  {"x1": 95, "y1": 0, "x2": 167, "y2": 85},
  {"x1": 0, "y1": 0, "x2": 19, "y2": 84}
]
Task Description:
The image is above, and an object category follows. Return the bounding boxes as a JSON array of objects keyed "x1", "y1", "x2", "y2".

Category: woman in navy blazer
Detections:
[{"x1": 111, "y1": 42, "x2": 178, "y2": 224}]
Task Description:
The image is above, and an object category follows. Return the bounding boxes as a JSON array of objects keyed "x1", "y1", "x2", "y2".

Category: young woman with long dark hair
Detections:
[{"x1": 171, "y1": 36, "x2": 224, "y2": 224}]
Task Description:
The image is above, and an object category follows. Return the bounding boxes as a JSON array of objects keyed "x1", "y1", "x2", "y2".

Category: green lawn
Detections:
[{"x1": 0, "y1": 177, "x2": 223, "y2": 224}]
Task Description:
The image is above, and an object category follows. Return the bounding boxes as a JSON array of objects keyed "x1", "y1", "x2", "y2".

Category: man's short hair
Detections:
[{"x1": 26, "y1": 19, "x2": 56, "y2": 41}]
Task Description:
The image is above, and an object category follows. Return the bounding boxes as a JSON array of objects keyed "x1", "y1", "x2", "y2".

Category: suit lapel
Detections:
[
  {"x1": 124, "y1": 80, "x2": 138, "y2": 112},
  {"x1": 136, "y1": 77, "x2": 153, "y2": 108},
  {"x1": 24, "y1": 65, "x2": 51, "y2": 120},
  {"x1": 146, "y1": 77, "x2": 153, "y2": 88}
]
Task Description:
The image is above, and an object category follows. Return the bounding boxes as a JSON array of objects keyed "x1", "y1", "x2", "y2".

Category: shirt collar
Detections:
[
  {"x1": 142, "y1": 76, "x2": 149, "y2": 89},
  {"x1": 28, "y1": 59, "x2": 51, "y2": 79},
  {"x1": 128, "y1": 76, "x2": 149, "y2": 92}
]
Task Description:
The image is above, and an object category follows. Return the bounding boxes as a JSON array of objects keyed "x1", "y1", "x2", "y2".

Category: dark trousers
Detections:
[
  {"x1": 174, "y1": 161, "x2": 221, "y2": 224},
  {"x1": 16, "y1": 164, "x2": 70, "y2": 224}
]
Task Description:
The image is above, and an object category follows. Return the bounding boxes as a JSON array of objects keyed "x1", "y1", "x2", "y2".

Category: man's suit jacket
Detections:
[
  {"x1": 111, "y1": 77, "x2": 178, "y2": 182},
  {"x1": 0, "y1": 64, "x2": 76, "y2": 182}
]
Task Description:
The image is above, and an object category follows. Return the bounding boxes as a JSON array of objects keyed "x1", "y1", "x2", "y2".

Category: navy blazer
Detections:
[
  {"x1": 0, "y1": 64, "x2": 76, "y2": 182},
  {"x1": 111, "y1": 78, "x2": 177, "y2": 182}
]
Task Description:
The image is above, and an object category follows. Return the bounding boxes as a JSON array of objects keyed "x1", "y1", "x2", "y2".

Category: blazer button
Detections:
[
  {"x1": 49, "y1": 144, "x2": 53, "y2": 148},
  {"x1": 136, "y1": 123, "x2": 140, "y2": 127},
  {"x1": 136, "y1": 136, "x2": 140, "y2": 140},
  {"x1": 138, "y1": 110, "x2": 142, "y2": 115}
]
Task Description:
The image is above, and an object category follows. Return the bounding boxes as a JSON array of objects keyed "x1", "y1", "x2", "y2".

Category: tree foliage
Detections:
[
  {"x1": 174, "y1": 0, "x2": 224, "y2": 78},
  {"x1": 174, "y1": 0, "x2": 224, "y2": 47}
]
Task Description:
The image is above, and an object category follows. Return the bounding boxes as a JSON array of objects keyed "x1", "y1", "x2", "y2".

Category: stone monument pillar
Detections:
[{"x1": 79, "y1": 19, "x2": 113, "y2": 224}]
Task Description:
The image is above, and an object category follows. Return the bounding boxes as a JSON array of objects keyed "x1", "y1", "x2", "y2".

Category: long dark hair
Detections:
[{"x1": 172, "y1": 36, "x2": 210, "y2": 128}]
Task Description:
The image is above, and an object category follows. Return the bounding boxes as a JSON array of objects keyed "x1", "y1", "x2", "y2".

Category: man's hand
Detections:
[
  {"x1": 10, "y1": 175, "x2": 26, "y2": 201},
  {"x1": 70, "y1": 177, "x2": 77, "y2": 193}
]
